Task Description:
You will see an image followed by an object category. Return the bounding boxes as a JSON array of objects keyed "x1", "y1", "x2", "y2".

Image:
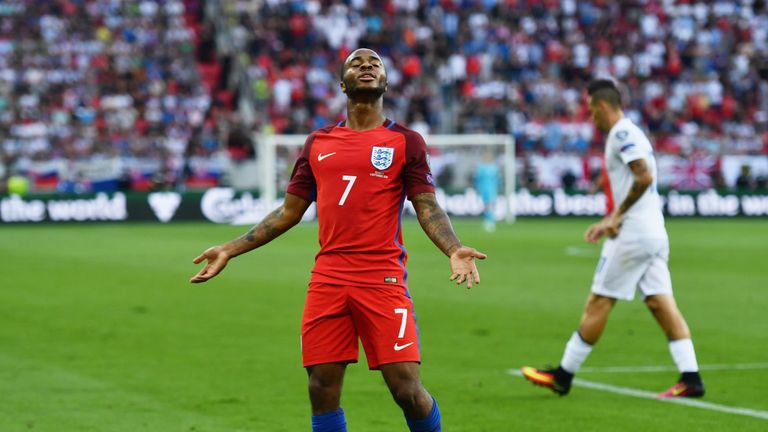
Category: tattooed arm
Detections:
[
  {"x1": 411, "y1": 192, "x2": 487, "y2": 288},
  {"x1": 190, "y1": 193, "x2": 311, "y2": 283},
  {"x1": 616, "y1": 159, "x2": 654, "y2": 215},
  {"x1": 410, "y1": 192, "x2": 462, "y2": 256},
  {"x1": 585, "y1": 159, "x2": 653, "y2": 243}
]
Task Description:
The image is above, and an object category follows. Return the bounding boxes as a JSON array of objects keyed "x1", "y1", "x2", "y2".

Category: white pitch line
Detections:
[
  {"x1": 578, "y1": 362, "x2": 768, "y2": 374},
  {"x1": 564, "y1": 246, "x2": 597, "y2": 257},
  {"x1": 508, "y1": 369, "x2": 768, "y2": 421}
]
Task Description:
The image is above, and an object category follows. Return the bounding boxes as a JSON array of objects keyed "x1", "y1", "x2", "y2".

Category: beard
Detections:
[{"x1": 344, "y1": 79, "x2": 387, "y2": 99}]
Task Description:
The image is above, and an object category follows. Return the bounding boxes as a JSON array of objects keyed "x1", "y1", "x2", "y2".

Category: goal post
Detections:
[{"x1": 257, "y1": 134, "x2": 516, "y2": 222}]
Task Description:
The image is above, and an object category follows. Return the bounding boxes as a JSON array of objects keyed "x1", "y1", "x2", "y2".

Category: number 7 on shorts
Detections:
[{"x1": 394, "y1": 308, "x2": 408, "y2": 338}]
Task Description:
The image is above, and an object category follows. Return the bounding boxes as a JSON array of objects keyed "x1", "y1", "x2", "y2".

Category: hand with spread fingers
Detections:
[
  {"x1": 449, "y1": 246, "x2": 487, "y2": 289},
  {"x1": 190, "y1": 246, "x2": 231, "y2": 283}
]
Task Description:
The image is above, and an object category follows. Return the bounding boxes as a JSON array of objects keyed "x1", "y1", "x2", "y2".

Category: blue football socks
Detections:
[
  {"x1": 406, "y1": 397, "x2": 441, "y2": 432},
  {"x1": 311, "y1": 408, "x2": 347, "y2": 432}
]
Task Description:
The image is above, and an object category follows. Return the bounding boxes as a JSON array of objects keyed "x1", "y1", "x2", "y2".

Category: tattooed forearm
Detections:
[
  {"x1": 225, "y1": 207, "x2": 298, "y2": 258},
  {"x1": 211, "y1": 193, "x2": 309, "y2": 260},
  {"x1": 240, "y1": 207, "x2": 291, "y2": 245},
  {"x1": 618, "y1": 159, "x2": 652, "y2": 215},
  {"x1": 411, "y1": 193, "x2": 461, "y2": 256},
  {"x1": 619, "y1": 181, "x2": 649, "y2": 214}
]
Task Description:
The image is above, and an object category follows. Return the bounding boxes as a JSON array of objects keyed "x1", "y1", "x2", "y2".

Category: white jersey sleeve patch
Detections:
[{"x1": 612, "y1": 128, "x2": 646, "y2": 165}]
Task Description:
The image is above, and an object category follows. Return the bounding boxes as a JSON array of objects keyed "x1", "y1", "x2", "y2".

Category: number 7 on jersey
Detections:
[{"x1": 338, "y1": 175, "x2": 357, "y2": 205}]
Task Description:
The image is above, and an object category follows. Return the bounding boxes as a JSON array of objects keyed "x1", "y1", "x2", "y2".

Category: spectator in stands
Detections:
[
  {"x1": 561, "y1": 170, "x2": 577, "y2": 192},
  {"x1": 219, "y1": 1, "x2": 766, "y2": 187},
  {"x1": 1, "y1": 0, "x2": 217, "y2": 193},
  {"x1": 2, "y1": 1, "x2": 767, "y2": 194},
  {"x1": 756, "y1": 175, "x2": 767, "y2": 190},
  {"x1": 736, "y1": 164, "x2": 755, "y2": 191},
  {"x1": 225, "y1": 115, "x2": 256, "y2": 162}
]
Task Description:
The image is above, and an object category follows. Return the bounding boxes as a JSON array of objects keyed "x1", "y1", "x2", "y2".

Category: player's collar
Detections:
[{"x1": 335, "y1": 118, "x2": 395, "y2": 129}]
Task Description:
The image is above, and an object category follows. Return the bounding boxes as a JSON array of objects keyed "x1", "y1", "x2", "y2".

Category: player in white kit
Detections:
[{"x1": 521, "y1": 79, "x2": 705, "y2": 398}]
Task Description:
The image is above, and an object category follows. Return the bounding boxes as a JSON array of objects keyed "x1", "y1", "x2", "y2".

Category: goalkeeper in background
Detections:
[{"x1": 474, "y1": 150, "x2": 500, "y2": 232}]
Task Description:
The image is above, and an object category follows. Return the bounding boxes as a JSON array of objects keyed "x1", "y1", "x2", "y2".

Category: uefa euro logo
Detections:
[{"x1": 371, "y1": 146, "x2": 394, "y2": 170}]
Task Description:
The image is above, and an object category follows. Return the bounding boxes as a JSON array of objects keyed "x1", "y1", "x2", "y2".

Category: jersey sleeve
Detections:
[
  {"x1": 402, "y1": 130, "x2": 436, "y2": 198},
  {"x1": 612, "y1": 128, "x2": 647, "y2": 165},
  {"x1": 286, "y1": 133, "x2": 317, "y2": 201}
]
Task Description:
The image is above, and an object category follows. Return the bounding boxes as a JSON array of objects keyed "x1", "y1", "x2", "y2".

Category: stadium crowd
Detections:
[
  {"x1": 1, "y1": 0, "x2": 767, "y2": 194},
  {"x1": 0, "y1": 0, "x2": 237, "y2": 194}
]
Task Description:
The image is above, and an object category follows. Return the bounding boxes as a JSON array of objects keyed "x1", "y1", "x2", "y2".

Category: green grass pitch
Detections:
[{"x1": 1, "y1": 218, "x2": 766, "y2": 431}]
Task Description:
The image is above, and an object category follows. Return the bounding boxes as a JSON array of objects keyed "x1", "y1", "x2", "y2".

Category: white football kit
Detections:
[{"x1": 591, "y1": 117, "x2": 673, "y2": 300}]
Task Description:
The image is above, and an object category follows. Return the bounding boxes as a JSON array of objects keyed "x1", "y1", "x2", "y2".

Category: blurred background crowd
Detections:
[{"x1": 1, "y1": 0, "x2": 767, "y2": 196}]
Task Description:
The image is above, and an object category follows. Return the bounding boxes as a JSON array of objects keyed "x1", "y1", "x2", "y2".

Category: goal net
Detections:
[{"x1": 257, "y1": 134, "x2": 516, "y2": 222}]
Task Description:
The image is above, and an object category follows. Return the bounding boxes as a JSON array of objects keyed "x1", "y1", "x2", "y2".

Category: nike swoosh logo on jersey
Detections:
[
  {"x1": 318, "y1": 152, "x2": 337, "y2": 161},
  {"x1": 393, "y1": 342, "x2": 414, "y2": 351}
]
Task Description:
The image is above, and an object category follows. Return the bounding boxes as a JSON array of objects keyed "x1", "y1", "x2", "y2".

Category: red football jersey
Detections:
[{"x1": 286, "y1": 119, "x2": 435, "y2": 288}]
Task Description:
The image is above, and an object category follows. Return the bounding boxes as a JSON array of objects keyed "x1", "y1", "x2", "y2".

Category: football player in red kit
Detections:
[{"x1": 190, "y1": 48, "x2": 486, "y2": 432}]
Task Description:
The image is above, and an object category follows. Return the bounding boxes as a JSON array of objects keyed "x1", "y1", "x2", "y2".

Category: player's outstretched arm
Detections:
[
  {"x1": 411, "y1": 192, "x2": 487, "y2": 289},
  {"x1": 190, "y1": 193, "x2": 311, "y2": 283}
]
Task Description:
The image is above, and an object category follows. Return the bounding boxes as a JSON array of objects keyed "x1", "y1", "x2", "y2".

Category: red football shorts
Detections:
[{"x1": 301, "y1": 282, "x2": 421, "y2": 369}]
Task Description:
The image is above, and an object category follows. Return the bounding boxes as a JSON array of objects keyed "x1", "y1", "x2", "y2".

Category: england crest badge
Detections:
[{"x1": 371, "y1": 146, "x2": 395, "y2": 170}]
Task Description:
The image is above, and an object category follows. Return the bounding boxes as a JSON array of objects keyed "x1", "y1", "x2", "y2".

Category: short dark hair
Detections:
[
  {"x1": 587, "y1": 79, "x2": 622, "y2": 108},
  {"x1": 339, "y1": 48, "x2": 383, "y2": 80}
]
